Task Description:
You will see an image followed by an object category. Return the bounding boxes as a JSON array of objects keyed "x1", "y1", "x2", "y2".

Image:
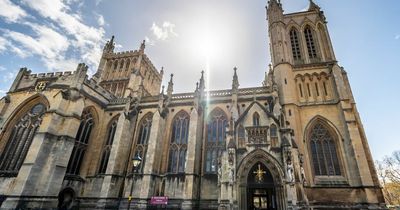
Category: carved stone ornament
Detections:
[{"x1": 35, "y1": 81, "x2": 47, "y2": 92}]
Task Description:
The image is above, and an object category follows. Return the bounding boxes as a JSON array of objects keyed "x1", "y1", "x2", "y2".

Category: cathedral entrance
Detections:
[{"x1": 247, "y1": 163, "x2": 277, "y2": 210}]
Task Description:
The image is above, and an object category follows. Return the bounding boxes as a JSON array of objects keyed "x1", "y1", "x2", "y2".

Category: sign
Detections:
[{"x1": 150, "y1": 196, "x2": 168, "y2": 205}]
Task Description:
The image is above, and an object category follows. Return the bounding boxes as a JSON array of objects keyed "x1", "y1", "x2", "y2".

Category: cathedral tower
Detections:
[{"x1": 267, "y1": 0, "x2": 384, "y2": 207}]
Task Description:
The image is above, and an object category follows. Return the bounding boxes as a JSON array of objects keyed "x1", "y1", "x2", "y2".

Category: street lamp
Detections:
[{"x1": 127, "y1": 154, "x2": 142, "y2": 210}]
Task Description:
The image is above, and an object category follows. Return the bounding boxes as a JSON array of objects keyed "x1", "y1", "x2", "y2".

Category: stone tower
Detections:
[
  {"x1": 267, "y1": 0, "x2": 384, "y2": 205},
  {"x1": 93, "y1": 37, "x2": 163, "y2": 98}
]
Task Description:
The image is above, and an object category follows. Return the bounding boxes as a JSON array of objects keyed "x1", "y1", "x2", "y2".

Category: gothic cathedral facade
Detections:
[{"x1": 0, "y1": 1, "x2": 386, "y2": 209}]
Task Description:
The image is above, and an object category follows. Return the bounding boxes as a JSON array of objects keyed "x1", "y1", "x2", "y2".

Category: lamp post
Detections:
[{"x1": 127, "y1": 154, "x2": 142, "y2": 210}]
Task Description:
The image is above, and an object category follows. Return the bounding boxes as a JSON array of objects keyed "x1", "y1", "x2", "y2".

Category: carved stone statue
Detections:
[{"x1": 286, "y1": 160, "x2": 294, "y2": 183}]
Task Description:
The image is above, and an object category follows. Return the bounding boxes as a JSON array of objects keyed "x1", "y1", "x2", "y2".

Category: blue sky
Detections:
[{"x1": 0, "y1": 0, "x2": 399, "y2": 161}]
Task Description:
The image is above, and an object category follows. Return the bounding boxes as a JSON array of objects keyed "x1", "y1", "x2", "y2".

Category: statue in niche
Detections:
[{"x1": 286, "y1": 159, "x2": 294, "y2": 183}]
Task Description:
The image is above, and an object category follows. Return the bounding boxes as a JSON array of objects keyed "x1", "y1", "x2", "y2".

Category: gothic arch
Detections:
[
  {"x1": 236, "y1": 149, "x2": 286, "y2": 210},
  {"x1": 131, "y1": 112, "x2": 153, "y2": 172},
  {"x1": 1, "y1": 94, "x2": 49, "y2": 130},
  {"x1": 0, "y1": 94, "x2": 49, "y2": 148},
  {"x1": 98, "y1": 114, "x2": 120, "y2": 174},
  {"x1": 66, "y1": 107, "x2": 98, "y2": 176},
  {"x1": 206, "y1": 107, "x2": 227, "y2": 121},
  {"x1": 303, "y1": 115, "x2": 343, "y2": 142},
  {"x1": 167, "y1": 110, "x2": 189, "y2": 173},
  {"x1": 0, "y1": 96, "x2": 48, "y2": 175},
  {"x1": 304, "y1": 116, "x2": 345, "y2": 177}
]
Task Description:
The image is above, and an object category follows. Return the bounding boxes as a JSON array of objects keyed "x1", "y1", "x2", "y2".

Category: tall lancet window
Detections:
[
  {"x1": 133, "y1": 113, "x2": 153, "y2": 172},
  {"x1": 0, "y1": 103, "x2": 46, "y2": 176},
  {"x1": 168, "y1": 111, "x2": 189, "y2": 173},
  {"x1": 205, "y1": 108, "x2": 227, "y2": 173},
  {"x1": 98, "y1": 119, "x2": 118, "y2": 174},
  {"x1": 253, "y1": 112, "x2": 260, "y2": 126},
  {"x1": 304, "y1": 26, "x2": 318, "y2": 59},
  {"x1": 289, "y1": 28, "x2": 302, "y2": 61},
  {"x1": 66, "y1": 109, "x2": 95, "y2": 175},
  {"x1": 309, "y1": 121, "x2": 341, "y2": 176}
]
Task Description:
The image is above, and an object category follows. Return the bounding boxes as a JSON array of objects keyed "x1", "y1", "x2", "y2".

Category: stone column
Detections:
[
  {"x1": 182, "y1": 108, "x2": 202, "y2": 210},
  {"x1": 98, "y1": 113, "x2": 137, "y2": 200},
  {"x1": 1, "y1": 93, "x2": 85, "y2": 209},
  {"x1": 137, "y1": 111, "x2": 165, "y2": 209}
]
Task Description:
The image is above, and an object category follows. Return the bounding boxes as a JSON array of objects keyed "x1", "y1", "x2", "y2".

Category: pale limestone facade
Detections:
[{"x1": 0, "y1": 1, "x2": 386, "y2": 209}]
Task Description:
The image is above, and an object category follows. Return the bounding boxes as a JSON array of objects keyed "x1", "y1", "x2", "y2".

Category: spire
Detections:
[
  {"x1": 167, "y1": 74, "x2": 174, "y2": 96},
  {"x1": 161, "y1": 85, "x2": 165, "y2": 95},
  {"x1": 140, "y1": 39, "x2": 146, "y2": 52},
  {"x1": 103, "y1": 35, "x2": 115, "y2": 53},
  {"x1": 308, "y1": 0, "x2": 321, "y2": 11},
  {"x1": 263, "y1": 64, "x2": 274, "y2": 87},
  {"x1": 232, "y1": 67, "x2": 239, "y2": 91},
  {"x1": 160, "y1": 66, "x2": 164, "y2": 77},
  {"x1": 199, "y1": 70, "x2": 205, "y2": 91}
]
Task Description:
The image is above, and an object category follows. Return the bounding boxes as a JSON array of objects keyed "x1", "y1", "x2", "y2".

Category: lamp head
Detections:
[{"x1": 132, "y1": 154, "x2": 142, "y2": 168}]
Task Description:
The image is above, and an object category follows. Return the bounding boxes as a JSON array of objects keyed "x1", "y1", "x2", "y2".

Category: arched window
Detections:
[
  {"x1": 205, "y1": 108, "x2": 227, "y2": 173},
  {"x1": 237, "y1": 124, "x2": 246, "y2": 148},
  {"x1": 238, "y1": 125, "x2": 245, "y2": 139},
  {"x1": 168, "y1": 111, "x2": 189, "y2": 173},
  {"x1": 133, "y1": 113, "x2": 152, "y2": 172},
  {"x1": 304, "y1": 26, "x2": 318, "y2": 59},
  {"x1": 119, "y1": 60, "x2": 124, "y2": 69},
  {"x1": 309, "y1": 121, "x2": 341, "y2": 176},
  {"x1": 98, "y1": 119, "x2": 118, "y2": 174},
  {"x1": 125, "y1": 59, "x2": 131, "y2": 73},
  {"x1": 253, "y1": 112, "x2": 260, "y2": 126},
  {"x1": 289, "y1": 28, "x2": 302, "y2": 61},
  {"x1": 270, "y1": 124, "x2": 277, "y2": 138},
  {"x1": 0, "y1": 103, "x2": 46, "y2": 175},
  {"x1": 113, "y1": 60, "x2": 118, "y2": 70},
  {"x1": 66, "y1": 109, "x2": 94, "y2": 175}
]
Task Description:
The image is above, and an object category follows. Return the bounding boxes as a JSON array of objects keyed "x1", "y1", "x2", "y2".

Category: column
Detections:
[
  {"x1": 182, "y1": 108, "x2": 202, "y2": 209},
  {"x1": 137, "y1": 111, "x2": 165, "y2": 209}
]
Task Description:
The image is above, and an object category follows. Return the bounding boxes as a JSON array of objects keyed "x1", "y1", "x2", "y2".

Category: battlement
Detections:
[
  {"x1": 104, "y1": 50, "x2": 139, "y2": 58},
  {"x1": 24, "y1": 71, "x2": 75, "y2": 79}
]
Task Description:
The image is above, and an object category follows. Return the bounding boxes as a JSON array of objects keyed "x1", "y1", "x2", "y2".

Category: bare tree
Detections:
[{"x1": 376, "y1": 151, "x2": 400, "y2": 206}]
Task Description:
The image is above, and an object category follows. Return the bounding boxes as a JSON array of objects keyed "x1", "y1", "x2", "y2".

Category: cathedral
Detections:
[{"x1": 0, "y1": 1, "x2": 386, "y2": 209}]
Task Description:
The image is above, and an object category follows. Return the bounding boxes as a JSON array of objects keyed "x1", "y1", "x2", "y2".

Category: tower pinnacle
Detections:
[
  {"x1": 103, "y1": 35, "x2": 115, "y2": 53},
  {"x1": 308, "y1": 0, "x2": 321, "y2": 11},
  {"x1": 232, "y1": 67, "x2": 239, "y2": 91}
]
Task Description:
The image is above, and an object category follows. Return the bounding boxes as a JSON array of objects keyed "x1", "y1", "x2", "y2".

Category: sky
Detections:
[{"x1": 0, "y1": 0, "x2": 399, "y2": 161}]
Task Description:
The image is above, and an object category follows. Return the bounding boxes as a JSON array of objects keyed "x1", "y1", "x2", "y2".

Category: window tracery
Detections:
[
  {"x1": 290, "y1": 28, "x2": 302, "y2": 61},
  {"x1": 0, "y1": 103, "x2": 46, "y2": 176},
  {"x1": 309, "y1": 122, "x2": 341, "y2": 176},
  {"x1": 253, "y1": 112, "x2": 260, "y2": 126},
  {"x1": 98, "y1": 119, "x2": 118, "y2": 174},
  {"x1": 133, "y1": 113, "x2": 152, "y2": 172},
  {"x1": 205, "y1": 109, "x2": 227, "y2": 173},
  {"x1": 66, "y1": 109, "x2": 94, "y2": 175},
  {"x1": 304, "y1": 26, "x2": 318, "y2": 59},
  {"x1": 167, "y1": 111, "x2": 189, "y2": 173}
]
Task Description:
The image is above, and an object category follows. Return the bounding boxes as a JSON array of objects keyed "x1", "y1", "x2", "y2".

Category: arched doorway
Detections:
[
  {"x1": 237, "y1": 150, "x2": 286, "y2": 210},
  {"x1": 247, "y1": 163, "x2": 277, "y2": 210}
]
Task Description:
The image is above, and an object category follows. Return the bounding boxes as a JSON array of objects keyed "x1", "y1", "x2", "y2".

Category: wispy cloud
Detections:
[
  {"x1": 395, "y1": 34, "x2": 400, "y2": 40},
  {"x1": 0, "y1": 66, "x2": 6, "y2": 72},
  {"x1": 150, "y1": 21, "x2": 178, "y2": 41},
  {"x1": 0, "y1": 0, "x2": 27, "y2": 22},
  {"x1": 0, "y1": 0, "x2": 106, "y2": 74}
]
